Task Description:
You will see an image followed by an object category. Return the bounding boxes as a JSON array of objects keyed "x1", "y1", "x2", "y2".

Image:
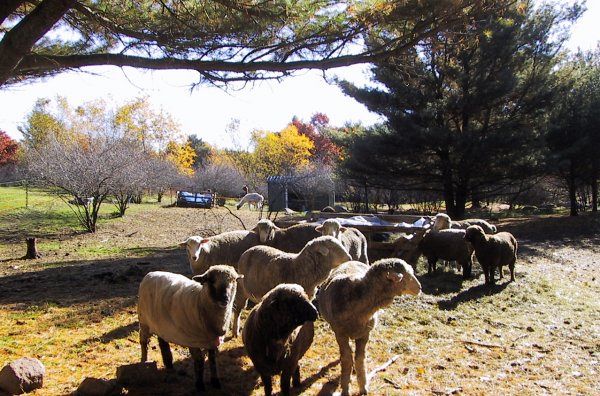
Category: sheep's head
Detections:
[
  {"x1": 259, "y1": 284, "x2": 318, "y2": 338},
  {"x1": 180, "y1": 236, "x2": 211, "y2": 263},
  {"x1": 253, "y1": 219, "x2": 276, "y2": 243},
  {"x1": 193, "y1": 265, "x2": 243, "y2": 311},
  {"x1": 315, "y1": 219, "x2": 347, "y2": 240},
  {"x1": 464, "y1": 225, "x2": 486, "y2": 244},
  {"x1": 368, "y1": 258, "x2": 422, "y2": 297},
  {"x1": 433, "y1": 213, "x2": 452, "y2": 231},
  {"x1": 307, "y1": 236, "x2": 352, "y2": 268}
]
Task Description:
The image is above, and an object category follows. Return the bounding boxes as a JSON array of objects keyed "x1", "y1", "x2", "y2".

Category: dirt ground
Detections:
[{"x1": 0, "y1": 206, "x2": 599, "y2": 395}]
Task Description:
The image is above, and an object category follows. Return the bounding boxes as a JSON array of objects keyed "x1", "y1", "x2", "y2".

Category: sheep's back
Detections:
[
  {"x1": 238, "y1": 246, "x2": 297, "y2": 302},
  {"x1": 193, "y1": 230, "x2": 259, "y2": 275},
  {"x1": 138, "y1": 271, "x2": 213, "y2": 349},
  {"x1": 340, "y1": 228, "x2": 368, "y2": 263},
  {"x1": 420, "y1": 230, "x2": 472, "y2": 261},
  {"x1": 270, "y1": 223, "x2": 321, "y2": 252},
  {"x1": 453, "y1": 219, "x2": 496, "y2": 234}
]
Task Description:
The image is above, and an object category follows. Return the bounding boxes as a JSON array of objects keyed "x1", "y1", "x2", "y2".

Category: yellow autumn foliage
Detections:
[
  {"x1": 166, "y1": 140, "x2": 197, "y2": 176},
  {"x1": 251, "y1": 124, "x2": 314, "y2": 178}
]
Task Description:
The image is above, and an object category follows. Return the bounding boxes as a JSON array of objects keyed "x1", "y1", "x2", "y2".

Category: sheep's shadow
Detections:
[
  {"x1": 79, "y1": 321, "x2": 140, "y2": 347},
  {"x1": 418, "y1": 270, "x2": 466, "y2": 296},
  {"x1": 292, "y1": 359, "x2": 339, "y2": 395},
  {"x1": 437, "y1": 282, "x2": 510, "y2": 310}
]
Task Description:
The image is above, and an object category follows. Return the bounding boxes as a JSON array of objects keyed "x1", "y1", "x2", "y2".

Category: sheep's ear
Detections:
[
  {"x1": 386, "y1": 271, "x2": 404, "y2": 283},
  {"x1": 178, "y1": 240, "x2": 188, "y2": 248},
  {"x1": 192, "y1": 274, "x2": 210, "y2": 284},
  {"x1": 315, "y1": 225, "x2": 323, "y2": 232},
  {"x1": 236, "y1": 274, "x2": 244, "y2": 280},
  {"x1": 339, "y1": 226, "x2": 348, "y2": 233},
  {"x1": 316, "y1": 245, "x2": 330, "y2": 256}
]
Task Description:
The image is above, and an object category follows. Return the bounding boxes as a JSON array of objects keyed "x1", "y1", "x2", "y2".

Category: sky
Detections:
[{"x1": 1, "y1": 1, "x2": 599, "y2": 148}]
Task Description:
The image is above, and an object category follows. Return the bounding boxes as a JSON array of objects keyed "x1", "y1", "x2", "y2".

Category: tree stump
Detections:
[{"x1": 24, "y1": 237, "x2": 41, "y2": 259}]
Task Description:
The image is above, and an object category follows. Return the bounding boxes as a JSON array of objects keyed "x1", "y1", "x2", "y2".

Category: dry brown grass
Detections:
[{"x1": 1, "y1": 207, "x2": 599, "y2": 395}]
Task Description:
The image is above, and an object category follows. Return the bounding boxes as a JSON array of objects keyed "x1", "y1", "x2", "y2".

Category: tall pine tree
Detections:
[{"x1": 338, "y1": 1, "x2": 581, "y2": 218}]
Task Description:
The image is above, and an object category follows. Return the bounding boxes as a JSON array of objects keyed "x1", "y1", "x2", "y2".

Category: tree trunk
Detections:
[
  {"x1": 24, "y1": 237, "x2": 41, "y2": 259},
  {"x1": 157, "y1": 191, "x2": 163, "y2": 203},
  {"x1": 364, "y1": 183, "x2": 369, "y2": 214},
  {"x1": 568, "y1": 163, "x2": 578, "y2": 217},
  {"x1": 592, "y1": 179, "x2": 598, "y2": 213},
  {"x1": 454, "y1": 186, "x2": 468, "y2": 220}
]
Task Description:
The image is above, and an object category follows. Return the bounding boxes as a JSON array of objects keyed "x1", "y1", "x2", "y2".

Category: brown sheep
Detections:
[
  {"x1": 464, "y1": 225, "x2": 517, "y2": 284},
  {"x1": 242, "y1": 284, "x2": 318, "y2": 396}
]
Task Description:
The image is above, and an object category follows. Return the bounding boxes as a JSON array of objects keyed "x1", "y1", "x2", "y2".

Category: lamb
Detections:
[
  {"x1": 393, "y1": 229, "x2": 474, "y2": 278},
  {"x1": 179, "y1": 230, "x2": 260, "y2": 275},
  {"x1": 433, "y1": 213, "x2": 497, "y2": 234},
  {"x1": 137, "y1": 266, "x2": 242, "y2": 392},
  {"x1": 242, "y1": 284, "x2": 318, "y2": 396},
  {"x1": 316, "y1": 219, "x2": 369, "y2": 264},
  {"x1": 317, "y1": 259, "x2": 421, "y2": 395},
  {"x1": 236, "y1": 192, "x2": 264, "y2": 210},
  {"x1": 253, "y1": 219, "x2": 321, "y2": 253},
  {"x1": 232, "y1": 235, "x2": 352, "y2": 337},
  {"x1": 464, "y1": 225, "x2": 518, "y2": 285}
]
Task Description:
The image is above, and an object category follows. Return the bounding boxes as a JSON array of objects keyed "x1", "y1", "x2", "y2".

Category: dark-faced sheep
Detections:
[
  {"x1": 464, "y1": 225, "x2": 518, "y2": 284},
  {"x1": 243, "y1": 284, "x2": 318, "y2": 396},
  {"x1": 317, "y1": 259, "x2": 421, "y2": 395},
  {"x1": 137, "y1": 266, "x2": 241, "y2": 392},
  {"x1": 253, "y1": 219, "x2": 321, "y2": 253},
  {"x1": 316, "y1": 219, "x2": 369, "y2": 264}
]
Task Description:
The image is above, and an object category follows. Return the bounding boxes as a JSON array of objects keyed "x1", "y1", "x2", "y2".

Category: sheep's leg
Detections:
[
  {"x1": 292, "y1": 366, "x2": 301, "y2": 387},
  {"x1": 427, "y1": 257, "x2": 437, "y2": 274},
  {"x1": 460, "y1": 258, "x2": 472, "y2": 279},
  {"x1": 482, "y1": 264, "x2": 490, "y2": 284},
  {"x1": 139, "y1": 324, "x2": 150, "y2": 363},
  {"x1": 498, "y1": 264, "x2": 504, "y2": 279},
  {"x1": 355, "y1": 335, "x2": 370, "y2": 395},
  {"x1": 207, "y1": 349, "x2": 221, "y2": 388},
  {"x1": 280, "y1": 368, "x2": 292, "y2": 396},
  {"x1": 261, "y1": 374, "x2": 273, "y2": 396},
  {"x1": 189, "y1": 347, "x2": 206, "y2": 392},
  {"x1": 231, "y1": 288, "x2": 247, "y2": 337},
  {"x1": 157, "y1": 337, "x2": 173, "y2": 369},
  {"x1": 509, "y1": 256, "x2": 516, "y2": 282},
  {"x1": 335, "y1": 333, "x2": 353, "y2": 396}
]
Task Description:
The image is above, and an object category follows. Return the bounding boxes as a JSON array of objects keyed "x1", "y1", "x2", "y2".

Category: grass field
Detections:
[{"x1": 0, "y1": 190, "x2": 599, "y2": 395}]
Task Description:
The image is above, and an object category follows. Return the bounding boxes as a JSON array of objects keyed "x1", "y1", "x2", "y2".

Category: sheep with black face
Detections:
[
  {"x1": 243, "y1": 284, "x2": 318, "y2": 396},
  {"x1": 137, "y1": 266, "x2": 241, "y2": 392}
]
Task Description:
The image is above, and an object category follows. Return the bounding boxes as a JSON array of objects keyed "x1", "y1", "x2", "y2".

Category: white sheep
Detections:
[
  {"x1": 433, "y1": 213, "x2": 497, "y2": 234},
  {"x1": 317, "y1": 259, "x2": 421, "y2": 395},
  {"x1": 236, "y1": 193, "x2": 264, "y2": 210},
  {"x1": 137, "y1": 266, "x2": 242, "y2": 392},
  {"x1": 316, "y1": 219, "x2": 369, "y2": 264},
  {"x1": 253, "y1": 219, "x2": 321, "y2": 253},
  {"x1": 179, "y1": 230, "x2": 260, "y2": 275},
  {"x1": 231, "y1": 235, "x2": 352, "y2": 337}
]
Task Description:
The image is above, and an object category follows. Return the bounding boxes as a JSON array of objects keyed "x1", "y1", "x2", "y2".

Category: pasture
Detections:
[{"x1": 0, "y1": 189, "x2": 599, "y2": 395}]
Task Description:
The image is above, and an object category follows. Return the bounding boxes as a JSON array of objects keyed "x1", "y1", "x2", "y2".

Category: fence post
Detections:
[{"x1": 25, "y1": 181, "x2": 29, "y2": 209}]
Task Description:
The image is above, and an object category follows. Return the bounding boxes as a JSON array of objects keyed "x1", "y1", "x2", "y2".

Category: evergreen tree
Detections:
[
  {"x1": 547, "y1": 51, "x2": 600, "y2": 215},
  {"x1": 338, "y1": 1, "x2": 581, "y2": 218}
]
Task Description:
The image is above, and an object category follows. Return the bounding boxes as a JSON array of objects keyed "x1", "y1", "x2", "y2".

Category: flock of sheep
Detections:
[{"x1": 136, "y1": 214, "x2": 517, "y2": 395}]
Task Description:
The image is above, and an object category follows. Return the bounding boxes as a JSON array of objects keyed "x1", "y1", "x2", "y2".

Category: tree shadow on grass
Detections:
[
  {"x1": 293, "y1": 359, "x2": 339, "y2": 395},
  {"x1": 499, "y1": 213, "x2": 600, "y2": 245},
  {"x1": 437, "y1": 281, "x2": 510, "y2": 311},
  {"x1": 0, "y1": 209, "x2": 86, "y2": 242},
  {"x1": 0, "y1": 247, "x2": 188, "y2": 308}
]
